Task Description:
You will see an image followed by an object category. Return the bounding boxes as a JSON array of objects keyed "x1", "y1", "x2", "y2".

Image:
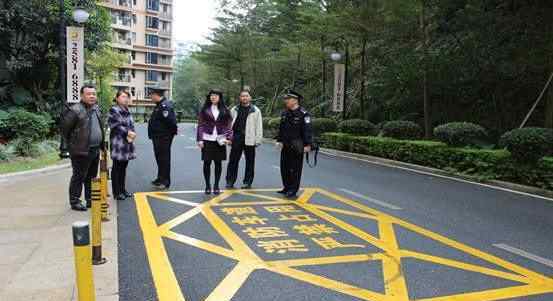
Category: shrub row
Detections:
[
  {"x1": 0, "y1": 109, "x2": 53, "y2": 141},
  {"x1": 321, "y1": 133, "x2": 553, "y2": 190},
  {"x1": 0, "y1": 139, "x2": 59, "y2": 160}
]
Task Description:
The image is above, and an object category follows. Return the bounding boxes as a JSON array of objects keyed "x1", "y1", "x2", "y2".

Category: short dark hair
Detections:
[
  {"x1": 80, "y1": 84, "x2": 96, "y2": 94},
  {"x1": 150, "y1": 89, "x2": 164, "y2": 97},
  {"x1": 239, "y1": 89, "x2": 251, "y2": 96},
  {"x1": 113, "y1": 89, "x2": 131, "y2": 103}
]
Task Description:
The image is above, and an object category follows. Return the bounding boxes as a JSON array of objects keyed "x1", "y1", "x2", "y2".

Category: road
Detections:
[{"x1": 118, "y1": 123, "x2": 553, "y2": 301}]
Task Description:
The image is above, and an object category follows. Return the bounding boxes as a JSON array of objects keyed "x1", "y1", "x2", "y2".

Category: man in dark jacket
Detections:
[
  {"x1": 148, "y1": 89, "x2": 177, "y2": 189},
  {"x1": 61, "y1": 84, "x2": 105, "y2": 211},
  {"x1": 276, "y1": 90, "x2": 313, "y2": 199}
]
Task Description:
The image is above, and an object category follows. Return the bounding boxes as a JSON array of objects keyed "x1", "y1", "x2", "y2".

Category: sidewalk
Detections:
[{"x1": 0, "y1": 167, "x2": 118, "y2": 300}]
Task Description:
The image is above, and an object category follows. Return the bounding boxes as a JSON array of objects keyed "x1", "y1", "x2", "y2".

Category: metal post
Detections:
[
  {"x1": 72, "y1": 221, "x2": 96, "y2": 301},
  {"x1": 59, "y1": 0, "x2": 70, "y2": 158},
  {"x1": 343, "y1": 42, "x2": 349, "y2": 120},
  {"x1": 100, "y1": 151, "x2": 110, "y2": 222},
  {"x1": 91, "y1": 179, "x2": 107, "y2": 265}
]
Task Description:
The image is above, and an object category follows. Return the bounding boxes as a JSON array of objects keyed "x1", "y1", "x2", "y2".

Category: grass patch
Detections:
[{"x1": 0, "y1": 152, "x2": 63, "y2": 175}]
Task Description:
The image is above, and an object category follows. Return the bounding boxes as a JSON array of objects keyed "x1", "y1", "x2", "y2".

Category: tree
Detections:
[{"x1": 86, "y1": 44, "x2": 127, "y2": 115}]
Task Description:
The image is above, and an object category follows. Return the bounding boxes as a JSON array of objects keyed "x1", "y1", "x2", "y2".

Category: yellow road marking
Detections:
[
  {"x1": 379, "y1": 220, "x2": 409, "y2": 300},
  {"x1": 135, "y1": 193, "x2": 186, "y2": 301},
  {"x1": 134, "y1": 189, "x2": 553, "y2": 301},
  {"x1": 204, "y1": 263, "x2": 255, "y2": 301}
]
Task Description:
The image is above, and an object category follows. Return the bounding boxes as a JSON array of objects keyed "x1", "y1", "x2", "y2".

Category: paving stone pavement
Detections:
[{"x1": 0, "y1": 167, "x2": 118, "y2": 300}]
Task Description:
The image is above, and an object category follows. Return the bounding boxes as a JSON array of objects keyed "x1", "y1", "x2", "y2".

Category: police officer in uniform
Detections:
[
  {"x1": 276, "y1": 90, "x2": 313, "y2": 199},
  {"x1": 148, "y1": 88, "x2": 177, "y2": 189}
]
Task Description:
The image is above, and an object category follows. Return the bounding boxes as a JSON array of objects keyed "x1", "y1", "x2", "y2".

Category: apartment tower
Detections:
[{"x1": 99, "y1": 0, "x2": 174, "y2": 115}]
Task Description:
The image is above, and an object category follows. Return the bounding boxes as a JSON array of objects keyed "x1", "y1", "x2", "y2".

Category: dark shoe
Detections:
[
  {"x1": 241, "y1": 183, "x2": 252, "y2": 189},
  {"x1": 123, "y1": 191, "x2": 133, "y2": 198},
  {"x1": 205, "y1": 187, "x2": 212, "y2": 195},
  {"x1": 214, "y1": 187, "x2": 221, "y2": 195},
  {"x1": 285, "y1": 191, "x2": 297, "y2": 199},
  {"x1": 277, "y1": 189, "x2": 288, "y2": 194},
  {"x1": 116, "y1": 193, "x2": 126, "y2": 201},
  {"x1": 71, "y1": 203, "x2": 87, "y2": 211},
  {"x1": 225, "y1": 183, "x2": 234, "y2": 189},
  {"x1": 86, "y1": 201, "x2": 92, "y2": 208},
  {"x1": 151, "y1": 179, "x2": 161, "y2": 186}
]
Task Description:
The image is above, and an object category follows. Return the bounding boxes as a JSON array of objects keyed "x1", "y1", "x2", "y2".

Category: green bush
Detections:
[
  {"x1": 11, "y1": 138, "x2": 40, "y2": 157},
  {"x1": 338, "y1": 119, "x2": 376, "y2": 136},
  {"x1": 322, "y1": 133, "x2": 553, "y2": 190},
  {"x1": 0, "y1": 143, "x2": 14, "y2": 161},
  {"x1": 266, "y1": 117, "x2": 281, "y2": 130},
  {"x1": 499, "y1": 127, "x2": 553, "y2": 163},
  {"x1": 311, "y1": 118, "x2": 337, "y2": 135},
  {"x1": 381, "y1": 120, "x2": 422, "y2": 140},
  {"x1": 434, "y1": 122, "x2": 488, "y2": 147},
  {"x1": 0, "y1": 109, "x2": 53, "y2": 141}
]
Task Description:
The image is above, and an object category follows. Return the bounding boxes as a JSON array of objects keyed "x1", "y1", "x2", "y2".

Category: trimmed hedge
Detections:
[
  {"x1": 381, "y1": 120, "x2": 422, "y2": 140},
  {"x1": 322, "y1": 133, "x2": 553, "y2": 190},
  {"x1": 500, "y1": 127, "x2": 553, "y2": 163},
  {"x1": 338, "y1": 119, "x2": 376, "y2": 136},
  {"x1": 434, "y1": 122, "x2": 488, "y2": 147},
  {"x1": 311, "y1": 118, "x2": 337, "y2": 135}
]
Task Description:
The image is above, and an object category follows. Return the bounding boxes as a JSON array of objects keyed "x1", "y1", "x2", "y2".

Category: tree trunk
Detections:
[
  {"x1": 420, "y1": 1, "x2": 432, "y2": 138},
  {"x1": 546, "y1": 84, "x2": 553, "y2": 128},
  {"x1": 360, "y1": 38, "x2": 367, "y2": 120},
  {"x1": 321, "y1": 36, "x2": 326, "y2": 118}
]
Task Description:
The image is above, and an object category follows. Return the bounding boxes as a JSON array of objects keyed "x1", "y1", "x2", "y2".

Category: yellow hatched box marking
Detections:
[{"x1": 134, "y1": 188, "x2": 553, "y2": 301}]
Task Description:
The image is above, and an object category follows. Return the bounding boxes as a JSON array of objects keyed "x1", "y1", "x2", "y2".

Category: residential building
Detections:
[{"x1": 99, "y1": 0, "x2": 174, "y2": 115}]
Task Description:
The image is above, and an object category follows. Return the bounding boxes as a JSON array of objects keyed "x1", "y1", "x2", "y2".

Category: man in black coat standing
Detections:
[
  {"x1": 275, "y1": 90, "x2": 313, "y2": 199},
  {"x1": 148, "y1": 89, "x2": 177, "y2": 190},
  {"x1": 61, "y1": 84, "x2": 105, "y2": 211}
]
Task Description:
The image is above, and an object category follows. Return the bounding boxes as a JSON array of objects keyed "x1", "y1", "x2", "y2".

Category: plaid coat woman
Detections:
[{"x1": 108, "y1": 105, "x2": 136, "y2": 161}]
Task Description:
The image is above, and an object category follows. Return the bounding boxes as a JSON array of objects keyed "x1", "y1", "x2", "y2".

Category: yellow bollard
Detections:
[
  {"x1": 72, "y1": 221, "x2": 96, "y2": 301},
  {"x1": 100, "y1": 150, "x2": 110, "y2": 222},
  {"x1": 91, "y1": 179, "x2": 107, "y2": 265}
]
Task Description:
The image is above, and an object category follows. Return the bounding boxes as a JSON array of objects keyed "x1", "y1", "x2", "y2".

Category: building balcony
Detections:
[
  {"x1": 111, "y1": 37, "x2": 133, "y2": 50},
  {"x1": 101, "y1": 0, "x2": 132, "y2": 11},
  {"x1": 159, "y1": 29, "x2": 172, "y2": 37},
  {"x1": 111, "y1": 20, "x2": 132, "y2": 31},
  {"x1": 159, "y1": 11, "x2": 172, "y2": 20},
  {"x1": 113, "y1": 73, "x2": 131, "y2": 82},
  {"x1": 160, "y1": 0, "x2": 172, "y2": 4}
]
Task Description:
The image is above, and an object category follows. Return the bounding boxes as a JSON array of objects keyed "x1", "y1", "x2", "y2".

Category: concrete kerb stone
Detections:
[{"x1": 0, "y1": 161, "x2": 71, "y2": 182}]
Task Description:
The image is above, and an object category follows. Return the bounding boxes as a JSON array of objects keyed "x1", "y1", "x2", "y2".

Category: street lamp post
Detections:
[
  {"x1": 330, "y1": 37, "x2": 349, "y2": 120},
  {"x1": 58, "y1": 4, "x2": 90, "y2": 158}
]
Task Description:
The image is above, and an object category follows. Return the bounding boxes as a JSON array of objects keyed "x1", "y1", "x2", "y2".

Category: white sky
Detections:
[{"x1": 173, "y1": 0, "x2": 218, "y2": 43}]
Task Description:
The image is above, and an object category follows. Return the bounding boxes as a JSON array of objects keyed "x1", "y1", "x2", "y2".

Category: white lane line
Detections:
[
  {"x1": 493, "y1": 244, "x2": 553, "y2": 268},
  {"x1": 188, "y1": 137, "x2": 195, "y2": 141},
  {"x1": 272, "y1": 165, "x2": 280, "y2": 170},
  {"x1": 321, "y1": 150, "x2": 553, "y2": 202},
  {"x1": 163, "y1": 196, "x2": 200, "y2": 207},
  {"x1": 339, "y1": 188, "x2": 402, "y2": 210}
]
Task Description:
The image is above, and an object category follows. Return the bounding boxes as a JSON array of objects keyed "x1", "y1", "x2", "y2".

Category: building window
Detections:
[
  {"x1": 146, "y1": 16, "x2": 159, "y2": 29},
  {"x1": 131, "y1": 32, "x2": 136, "y2": 43},
  {"x1": 161, "y1": 72, "x2": 167, "y2": 81},
  {"x1": 131, "y1": 87, "x2": 136, "y2": 97},
  {"x1": 131, "y1": 70, "x2": 135, "y2": 78},
  {"x1": 131, "y1": 51, "x2": 136, "y2": 60},
  {"x1": 146, "y1": 52, "x2": 158, "y2": 64},
  {"x1": 147, "y1": 0, "x2": 159, "y2": 11},
  {"x1": 146, "y1": 70, "x2": 159, "y2": 81},
  {"x1": 132, "y1": 14, "x2": 136, "y2": 25},
  {"x1": 145, "y1": 34, "x2": 159, "y2": 47}
]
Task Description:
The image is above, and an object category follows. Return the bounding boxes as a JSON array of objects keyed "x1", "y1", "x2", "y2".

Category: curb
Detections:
[
  {"x1": 319, "y1": 147, "x2": 553, "y2": 200},
  {"x1": 0, "y1": 161, "x2": 71, "y2": 180}
]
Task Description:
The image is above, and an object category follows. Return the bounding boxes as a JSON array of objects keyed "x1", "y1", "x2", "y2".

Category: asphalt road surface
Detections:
[{"x1": 118, "y1": 123, "x2": 553, "y2": 301}]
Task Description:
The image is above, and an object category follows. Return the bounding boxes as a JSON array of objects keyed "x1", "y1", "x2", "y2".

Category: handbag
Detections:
[{"x1": 305, "y1": 142, "x2": 319, "y2": 168}]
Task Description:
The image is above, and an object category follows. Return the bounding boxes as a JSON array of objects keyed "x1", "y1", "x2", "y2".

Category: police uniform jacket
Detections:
[
  {"x1": 276, "y1": 107, "x2": 313, "y2": 151},
  {"x1": 148, "y1": 98, "x2": 178, "y2": 139}
]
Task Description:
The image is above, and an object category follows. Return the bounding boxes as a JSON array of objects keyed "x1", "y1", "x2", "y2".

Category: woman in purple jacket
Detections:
[
  {"x1": 197, "y1": 89, "x2": 233, "y2": 194},
  {"x1": 108, "y1": 90, "x2": 137, "y2": 201}
]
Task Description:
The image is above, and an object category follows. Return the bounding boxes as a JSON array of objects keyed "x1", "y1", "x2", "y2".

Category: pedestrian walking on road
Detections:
[
  {"x1": 61, "y1": 84, "x2": 105, "y2": 211},
  {"x1": 225, "y1": 90, "x2": 263, "y2": 189},
  {"x1": 148, "y1": 88, "x2": 177, "y2": 190},
  {"x1": 108, "y1": 90, "x2": 137, "y2": 201},
  {"x1": 276, "y1": 90, "x2": 313, "y2": 199},
  {"x1": 197, "y1": 89, "x2": 233, "y2": 195}
]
